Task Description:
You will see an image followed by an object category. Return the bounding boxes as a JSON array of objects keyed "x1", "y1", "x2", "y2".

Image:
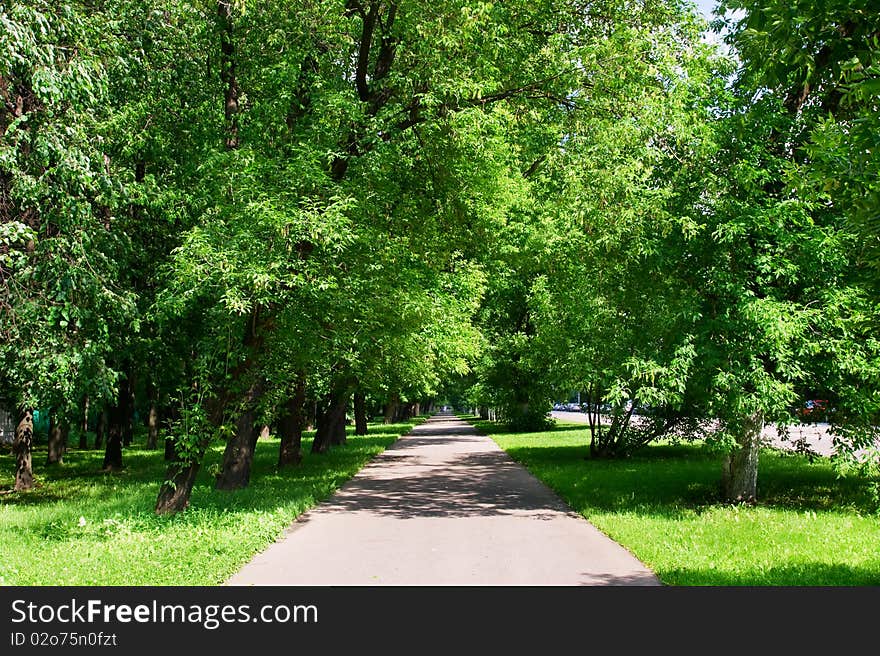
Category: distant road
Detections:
[{"x1": 549, "y1": 411, "x2": 838, "y2": 457}]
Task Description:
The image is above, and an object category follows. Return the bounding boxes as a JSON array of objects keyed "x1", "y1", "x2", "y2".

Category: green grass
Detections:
[
  {"x1": 0, "y1": 418, "x2": 427, "y2": 585},
  {"x1": 471, "y1": 417, "x2": 880, "y2": 586}
]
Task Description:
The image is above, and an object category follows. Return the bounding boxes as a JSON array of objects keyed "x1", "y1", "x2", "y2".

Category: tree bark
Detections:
[
  {"x1": 155, "y1": 460, "x2": 203, "y2": 514},
  {"x1": 383, "y1": 393, "x2": 399, "y2": 424},
  {"x1": 278, "y1": 376, "x2": 306, "y2": 467},
  {"x1": 94, "y1": 409, "x2": 106, "y2": 450},
  {"x1": 721, "y1": 412, "x2": 763, "y2": 503},
  {"x1": 215, "y1": 406, "x2": 261, "y2": 490},
  {"x1": 163, "y1": 403, "x2": 179, "y2": 460},
  {"x1": 306, "y1": 399, "x2": 317, "y2": 431},
  {"x1": 313, "y1": 388, "x2": 348, "y2": 454},
  {"x1": 46, "y1": 413, "x2": 65, "y2": 465},
  {"x1": 79, "y1": 395, "x2": 89, "y2": 449},
  {"x1": 354, "y1": 391, "x2": 368, "y2": 436},
  {"x1": 146, "y1": 402, "x2": 159, "y2": 450},
  {"x1": 312, "y1": 398, "x2": 334, "y2": 454},
  {"x1": 217, "y1": 0, "x2": 239, "y2": 150},
  {"x1": 102, "y1": 380, "x2": 128, "y2": 471},
  {"x1": 154, "y1": 396, "x2": 209, "y2": 514},
  {"x1": 13, "y1": 408, "x2": 34, "y2": 491},
  {"x1": 330, "y1": 392, "x2": 350, "y2": 446},
  {"x1": 102, "y1": 420, "x2": 123, "y2": 471},
  {"x1": 215, "y1": 379, "x2": 263, "y2": 490},
  {"x1": 212, "y1": 296, "x2": 266, "y2": 488},
  {"x1": 122, "y1": 373, "x2": 135, "y2": 447}
]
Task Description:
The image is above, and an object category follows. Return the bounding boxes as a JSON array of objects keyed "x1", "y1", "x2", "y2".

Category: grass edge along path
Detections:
[
  {"x1": 0, "y1": 416, "x2": 428, "y2": 586},
  {"x1": 468, "y1": 416, "x2": 880, "y2": 586}
]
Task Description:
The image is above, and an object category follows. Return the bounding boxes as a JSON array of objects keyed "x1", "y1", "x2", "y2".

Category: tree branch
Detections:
[{"x1": 354, "y1": 2, "x2": 378, "y2": 103}]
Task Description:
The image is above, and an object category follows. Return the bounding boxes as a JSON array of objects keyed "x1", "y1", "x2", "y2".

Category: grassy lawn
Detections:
[
  {"x1": 472, "y1": 418, "x2": 880, "y2": 586},
  {"x1": 0, "y1": 417, "x2": 426, "y2": 585}
]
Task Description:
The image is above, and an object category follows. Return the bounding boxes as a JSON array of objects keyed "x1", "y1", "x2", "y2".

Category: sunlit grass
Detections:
[
  {"x1": 0, "y1": 418, "x2": 426, "y2": 585},
  {"x1": 474, "y1": 418, "x2": 880, "y2": 586}
]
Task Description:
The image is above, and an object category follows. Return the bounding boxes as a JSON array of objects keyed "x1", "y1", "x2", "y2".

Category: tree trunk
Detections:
[
  {"x1": 393, "y1": 401, "x2": 411, "y2": 422},
  {"x1": 94, "y1": 409, "x2": 107, "y2": 450},
  {"x1": 163, "y1": 403, "x2": 179, "y2": 460},
  {"x1": 122, "y1": 374, "x2": 135, "y2": 447},
  {"x1": 215, "y1": 380, "x2": 263, "y2": 490},
  {"x1": 155, "y1": 460, "x2": 202, "y2": 514},
  {"x1": 79, "y1": 395, "x2": 89, "y2": 449},
  {"x1": 479, "y1": 406, "x2": 489, "y2": 420},
  {"x1": 46, "y1": 413, "x2": 65, "y2": 465},
  {"x1": 164, "y1": 437, "x2": 176, "y2": 461},
  {"x1": 218, "y1": 0, "x2": 239, "y2": 150},
  {"x1": 721, "y1": 412, "x2": 763, "y2": 503},
  {"x1": 312, "y1": 398, "x2": 334, "y2": 454},
  {"x1": 146, "y1": 402, "x2": 159, "y2": 450},
  {"x1": 13, "y1": 408, "x2": 34, "y2": 491},
  {"x1": 102, "y1": 421, "x2": 123, "y2": 471},
  {"x1": 278, "y1": 376, "x2": 306, "y2": 467},
  {"x1": 330, "y1": 393, "x2": 349, "y2": 446},
  {"x1": 306, "y1": 399, "x2": 317, "y2": 431},
  {"x1": 354, "y1": 391, "x2": 368, "y2": 436},
  {"x1": 313, "y1": 388, "x2": 349, "y2": 454},
  {"x1": 215, "y1": 406, "x2": 260, "y2": 490},
  {"x1": 102, "y1": 381, "x2": 128, "y2": 471},
  {"x1": 384, "y1": 393, "x2": 398, "y2": 424}
]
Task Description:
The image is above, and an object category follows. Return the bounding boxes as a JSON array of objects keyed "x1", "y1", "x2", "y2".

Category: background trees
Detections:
[{"x1": 1, "y1": 1, "x2": 136, "y2": 481}]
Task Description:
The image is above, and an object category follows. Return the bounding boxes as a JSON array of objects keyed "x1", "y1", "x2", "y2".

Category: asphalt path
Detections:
[{"x1": 227, "y1": 412, "x2": 659, "y2": 586}]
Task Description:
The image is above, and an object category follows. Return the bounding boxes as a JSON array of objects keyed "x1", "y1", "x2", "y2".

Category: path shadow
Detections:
[{"x1": 316, "y1": 442, "x2": 570, "y2": 520}]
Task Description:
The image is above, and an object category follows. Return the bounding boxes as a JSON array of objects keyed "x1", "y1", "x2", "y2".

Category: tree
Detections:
[
  {"x1": 1, "y1": 1, "x2": 138, "y2": 477},
  {"x1": 152, "y1": 0, "x2": 609, "y2": 509},
  {"x1": 12, "y1": 408, "x2": 34, "y2": 491},
  {"x1": 476, "y1": 1, "x2": 717, "y2": 437},
  {"x1": 666, "y1": 0, "x2": 880, "y2": 499}
]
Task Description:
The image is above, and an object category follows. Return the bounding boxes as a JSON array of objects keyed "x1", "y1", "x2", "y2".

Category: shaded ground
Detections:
[{"x1": 227, "y1": 413, "x2": 659, "y2": 586}]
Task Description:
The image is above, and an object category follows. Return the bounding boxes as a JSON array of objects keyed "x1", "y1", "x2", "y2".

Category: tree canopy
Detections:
[{"x1": 2, "y1": 0, "x2": 877, "y2": 509}]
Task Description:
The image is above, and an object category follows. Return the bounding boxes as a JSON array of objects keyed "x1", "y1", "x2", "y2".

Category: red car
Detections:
[{"x1": 798, "y1": 399, "x2": 829, "y2": 419}]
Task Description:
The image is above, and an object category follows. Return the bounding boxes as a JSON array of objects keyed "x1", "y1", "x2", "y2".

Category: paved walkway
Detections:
[{"x1": 227, "y1": 412, "x2": 659, "y2": 586}]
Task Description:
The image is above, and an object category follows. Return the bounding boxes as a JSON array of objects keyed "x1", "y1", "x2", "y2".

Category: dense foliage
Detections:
[{"x1": 1, "y1": 0, "x2": 877, "y2": 510}]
